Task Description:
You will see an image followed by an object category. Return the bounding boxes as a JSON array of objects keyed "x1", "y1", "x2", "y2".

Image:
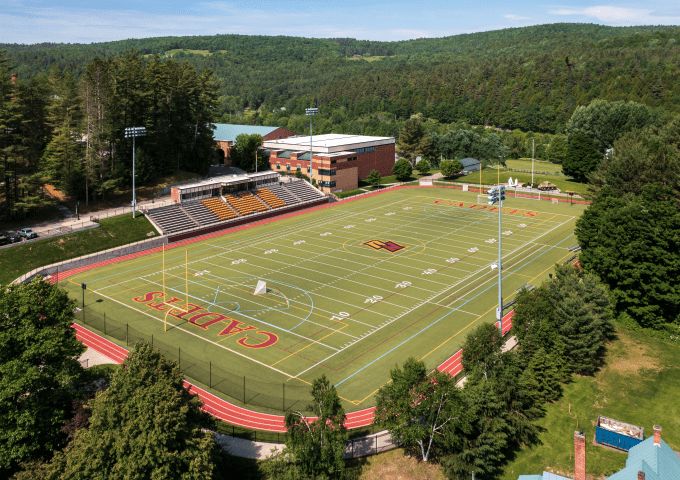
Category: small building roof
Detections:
[
  {"x1": 608, "y1": 436, "x2": 680, "y2": 480},
  {"x1": 213, "y1": 124, "x2": 281, "y2": 142},
  {"x1": 460, "y1": 157, "x2": 481, "y2": 167}
]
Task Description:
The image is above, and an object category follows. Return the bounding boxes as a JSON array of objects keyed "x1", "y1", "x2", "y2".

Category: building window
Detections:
[
  {"x1": 307, "y1": 166, "x2": 311, "y2": 173},
  {"x1": 356, "y1": 147, "x2": 375, "y2": 154},
  {"x1": 296, "y1": 165, "x2": 301, "y2": 171},
  {"x1": 286, "y1": 164, "x2": 291, "y2": 171},
  {"x1": 318, "y1": 181, "x2": 336, "y2": 188},
  {"x1": 317, "y1": 169, "x2": 336, "y2": 176},
  {"x1": 276, "y1": 163, "x2": 281, "y2": 169},
  {"x1": 331, "y1": 160, "x2": 337, "y2": 164}
]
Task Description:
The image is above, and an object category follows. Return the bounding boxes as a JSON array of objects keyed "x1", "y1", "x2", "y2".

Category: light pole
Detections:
[
  {"x1": 124, "y1": 126, "x2": 146, "y2": 218},
  {"x1": 488, "y1": 185, "x2": 506, "y2": 334},
  {"x1": 305, "y1": 107, "x2": 318, "y2": 187}
]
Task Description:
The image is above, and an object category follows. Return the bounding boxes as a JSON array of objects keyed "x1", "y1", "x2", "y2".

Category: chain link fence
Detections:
[{"x1": 78, "y1": 308, "x2": 315, "y2": 413}]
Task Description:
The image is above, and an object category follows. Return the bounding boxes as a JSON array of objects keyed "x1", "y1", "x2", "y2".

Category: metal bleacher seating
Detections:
[
  {"x1": 285, "y1": 180, "x2": 325, "y2": 203},
  {"x1": 202, "y1": 197, "x2": 238, "y2": 221},
  {"x1": 183, "y1": 201, "x2": 221, "y2": 226},
  {"x1": 147, "y1": 205, "x2": 197, "y2": 234},
  {"x1": 267, "y1": 184, "x2": 299, "y2": 205},
  {"x1": 253, "y1": 188, "x2": 286, "y2": 209},
  {"x1": 225, "y1": 192, "x2": 268, "y2": 216}
]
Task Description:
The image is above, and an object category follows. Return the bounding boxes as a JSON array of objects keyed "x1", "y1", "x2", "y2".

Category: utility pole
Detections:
[
  {"x1": 487, "y1": 185, "x2": 506, "y2": 333},
  {"x1": 124, "y1": 126, "x2": 146, "y2": 218},
  {"x1": 531, "y1": 139, "x2": 535, "y2": 186},
  {"x1": 306, "y1": 107, "x2": 318, "y2": 187}
]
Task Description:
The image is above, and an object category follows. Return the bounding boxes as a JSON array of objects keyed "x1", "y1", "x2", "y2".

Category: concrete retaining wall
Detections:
[{"x1": 14, "y1": 235, "x2": 168, "y2": 284}]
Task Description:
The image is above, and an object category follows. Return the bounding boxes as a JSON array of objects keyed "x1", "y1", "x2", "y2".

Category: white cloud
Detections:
[
  {"x1": 503, "y1": 14, "x2": 530, "y2": 21},
  {"x1": 549, "y1": 5, "x2": 680, "y2": 24}
]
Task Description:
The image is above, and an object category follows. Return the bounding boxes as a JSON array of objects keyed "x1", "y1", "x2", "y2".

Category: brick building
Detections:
[
  {"x1": 213, "y1": 124, "x2": 297, "y2": 165},
  {"x1": 262, "y1": 134, "x2": 396, "y2": 193}
]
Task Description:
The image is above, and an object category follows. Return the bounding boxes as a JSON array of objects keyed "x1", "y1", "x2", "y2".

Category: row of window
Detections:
[
  {"x1": 276, "y1": 163, "x2": 310, "y2": 173},
  {"x1": 355, "y1": 147, "x2": 375, "y2": 154},
  {"x1": 317, "y1": 169, "x2": 336, "y2": 176},
  {"x1": 318, "y1": 181, "x2": 336, "y2": 188}
]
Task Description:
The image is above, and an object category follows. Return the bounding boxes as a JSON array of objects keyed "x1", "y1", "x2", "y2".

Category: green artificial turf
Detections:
[
  {"x1": 501, "y1": 329, "x2": 680, "y2": 479},
  {"x1": 63, "y1": 188, "x2": 585, "y2": 414},
  {"x1": 0, "y1": 214, "x2": 155, "y2": 285}
]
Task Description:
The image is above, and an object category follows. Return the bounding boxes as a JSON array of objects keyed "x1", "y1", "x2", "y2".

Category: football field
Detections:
[{"x1": 63, "y1": 187, "x2": 585, "y2": 412}]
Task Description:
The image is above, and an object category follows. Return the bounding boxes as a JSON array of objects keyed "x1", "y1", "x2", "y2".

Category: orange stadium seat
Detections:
[{"x1": 202, "y1": 198, "x2": 238, "y2": 221}]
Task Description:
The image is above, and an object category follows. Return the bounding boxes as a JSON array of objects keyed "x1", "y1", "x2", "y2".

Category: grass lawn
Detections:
[
  {"x1": 500, "y1": 329, "x2": 680, "y2": 479},
  {"x1": 506, "y1": 159, "x2": 565, "y2": 175},
  {"x1": 450, "y1": 168, "x2": 588, "y2": 196},
  {"x1": 0, "y1": 214, "x2": 155, "y2": 285}
]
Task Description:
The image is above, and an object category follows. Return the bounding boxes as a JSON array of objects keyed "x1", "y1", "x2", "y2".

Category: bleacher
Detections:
[
  {"x1": 147, "y1": 205, "x2": 198, "y2": 233},
  {"x1": 267, "y1": 184, "x2": 299, "y2": 205},
  {"x1": 148, "y1": 180, "x2": 326, "y2": 235},
  {"x1": 225, "y1": 192, "x2": 268, "y2": 216},
  {"x1": 254, "y1": 188, "x2": 286, "y2": 209},
  {"x1": 286, "y1": 180, "x2": 325, "y2": 202},
  {"x1": 183, "y1": 201, "x2": 221, "y2": 225},
  {"x1": 202, "y1": 197, "x2": 238, "y2": 221}
]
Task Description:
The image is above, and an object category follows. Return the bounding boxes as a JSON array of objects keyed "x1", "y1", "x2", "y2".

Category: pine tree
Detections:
[
  {"x1": 0, "y1": 50, "x2": 23, "y2": 217},
  {"x1": 526, "y1": 348, "x2": 562, "y2": 402}
]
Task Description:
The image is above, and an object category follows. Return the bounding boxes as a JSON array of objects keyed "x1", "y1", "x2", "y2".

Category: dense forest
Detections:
[
  {"x1": 2, "y1": 23, "x2": 680, "y2": 220},
  {"x1": 2, "y1": 23, "x2": 680, "y2": 136}
]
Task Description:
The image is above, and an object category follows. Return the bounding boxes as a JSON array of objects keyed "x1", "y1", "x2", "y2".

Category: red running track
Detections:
[{"x1": 73, "y1": 309, "x2": 514, "y2": 432}]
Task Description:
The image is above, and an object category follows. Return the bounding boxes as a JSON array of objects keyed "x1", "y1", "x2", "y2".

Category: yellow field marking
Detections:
[{"x1": 270, "y1": 323, "x2": 348, "y2": 367}]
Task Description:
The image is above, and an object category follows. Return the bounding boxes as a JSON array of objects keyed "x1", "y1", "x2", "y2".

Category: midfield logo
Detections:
[{"x1": 361, "y1": 239, "x2": 407, "y2": 253}]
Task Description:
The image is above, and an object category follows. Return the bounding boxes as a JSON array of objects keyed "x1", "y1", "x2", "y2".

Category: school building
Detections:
[
  {"x1": 262, "y1": 134, "x2": 396, "y2": 193},
  {"x1": 213, "y1": 124, "x2": 297, "y2": 165}
]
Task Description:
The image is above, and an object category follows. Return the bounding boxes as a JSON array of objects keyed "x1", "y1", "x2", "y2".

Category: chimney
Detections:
[
  {"x1": 653, "y1": 425, "x2": 661, "y2": 447},
  {"x1": 638, "y1": 471, "x2": 645, "y2": 480},
  {"x1": 574, "y1": 430, "x2": 586, "y2": 480}
]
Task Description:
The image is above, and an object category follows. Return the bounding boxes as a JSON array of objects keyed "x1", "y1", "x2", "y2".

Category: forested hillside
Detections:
[{"x1": 2, "y1": 23, "x2": 679, "y2": 135}]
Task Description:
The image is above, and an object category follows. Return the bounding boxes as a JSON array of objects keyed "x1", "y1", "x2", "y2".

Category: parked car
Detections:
[
  {"x1": 0, "y1": 235, "x2": 9, "y2": 246},
  {"x1": 19, "y1": 228, "x2": 38, "y2": 239},
  {"x1": 2, "y1": 231, "x2": 21, "y2": 243}
]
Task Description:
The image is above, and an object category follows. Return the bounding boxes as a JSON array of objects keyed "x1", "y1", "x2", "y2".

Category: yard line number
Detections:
[
  {"x1": 294, "y1": 240, "x2": 305, "y2": 245},
  {"x1": 422, "y1": 269, "x2": 437, "y2": 275},
  {"x1": 264, "y1": 249, "x2": 278, "y2": 254},
  {"x1": 232, "y1": 258, "x2": 247, "y2": 265},
  {"x1": 364, "y1": 295, "x2": 383, "y2": 304},
  {"x1": 330, "y1": 312, "x2": 351, "y2": 322},
  {"x1": 396, "y1": 281, "x2": 411, "y2": 288}
]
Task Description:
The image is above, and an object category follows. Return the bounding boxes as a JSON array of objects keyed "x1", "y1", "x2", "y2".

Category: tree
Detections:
[
  {"x1": 565, "y1": 99, "x2": 658, "y2": 154},
  {"x1": 0, "y1": 278, "x2": 86, "y2": 475},
  {"x1": 230, "y1": 133, "x2": 264, "y2": 171},
  {"x1": 397, "y1": 117, "x2": 431, "y2": 165},
  {"x1": 366, "y1": 169, "x2": 381, "y2": 187},
  {"x1": 392, "y1": 158, "x2": 413, "y2": 182},
  {"x1": 440, "y1": 159, "x2": 464, "y2": 178},
  {"x1": 546, "y1": 134, "x2": 568, "y2": 164},
  {"x1": 460, "y1": 323, "x2": 503, "y2": 376},
  {"x1": 0, "y1": 50, "x2": 24, "y2": 218},
  {"x1": 373, "y1": 357, "x2": 467, "y2": 463},
  {"x1": 415, "y1": 158, "x2": 430, "y2": 175},
  {"x1": 21, "y1": 342, "x2": 228, "y2": 480},
  {"x1": 586, "y1": 120, "x2": 680, "y2": 201},
  {"x1": 576, "y1": 184, "x2": 680, "y2": 330},
  {"x1": 283, "y1": 374, "x2": 347, "y2": 478},
  {"x1": 444, "y1": 354, "x2": 541, "y2": 480},
  {"x1": 562, "y1": 132, "x2": 601, "y2": 181}
]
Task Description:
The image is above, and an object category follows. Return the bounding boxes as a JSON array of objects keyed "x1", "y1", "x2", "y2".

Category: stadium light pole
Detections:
[
  {"x1": 124, "y1": 126, "x2": 146, "y2": 218},
  {"x1": 306, "y1": 107, "x2": 318, "y2": 187},
  {"x1": 487, "y1": 185, "x2": 506, "y2": 334}
]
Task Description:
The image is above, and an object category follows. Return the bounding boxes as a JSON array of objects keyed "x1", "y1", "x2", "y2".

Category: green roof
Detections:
[
  {"x1": 608, "y1": 436, "x2": 680, "y2": 480},
  {"x1": 213, "y1": 124, "x2": 280, "y2": 142}
]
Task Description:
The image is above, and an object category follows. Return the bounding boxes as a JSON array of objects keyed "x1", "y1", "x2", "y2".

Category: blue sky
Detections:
[{"x1": 1, "y1": 0, "x2": 680, "y2": 45}]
